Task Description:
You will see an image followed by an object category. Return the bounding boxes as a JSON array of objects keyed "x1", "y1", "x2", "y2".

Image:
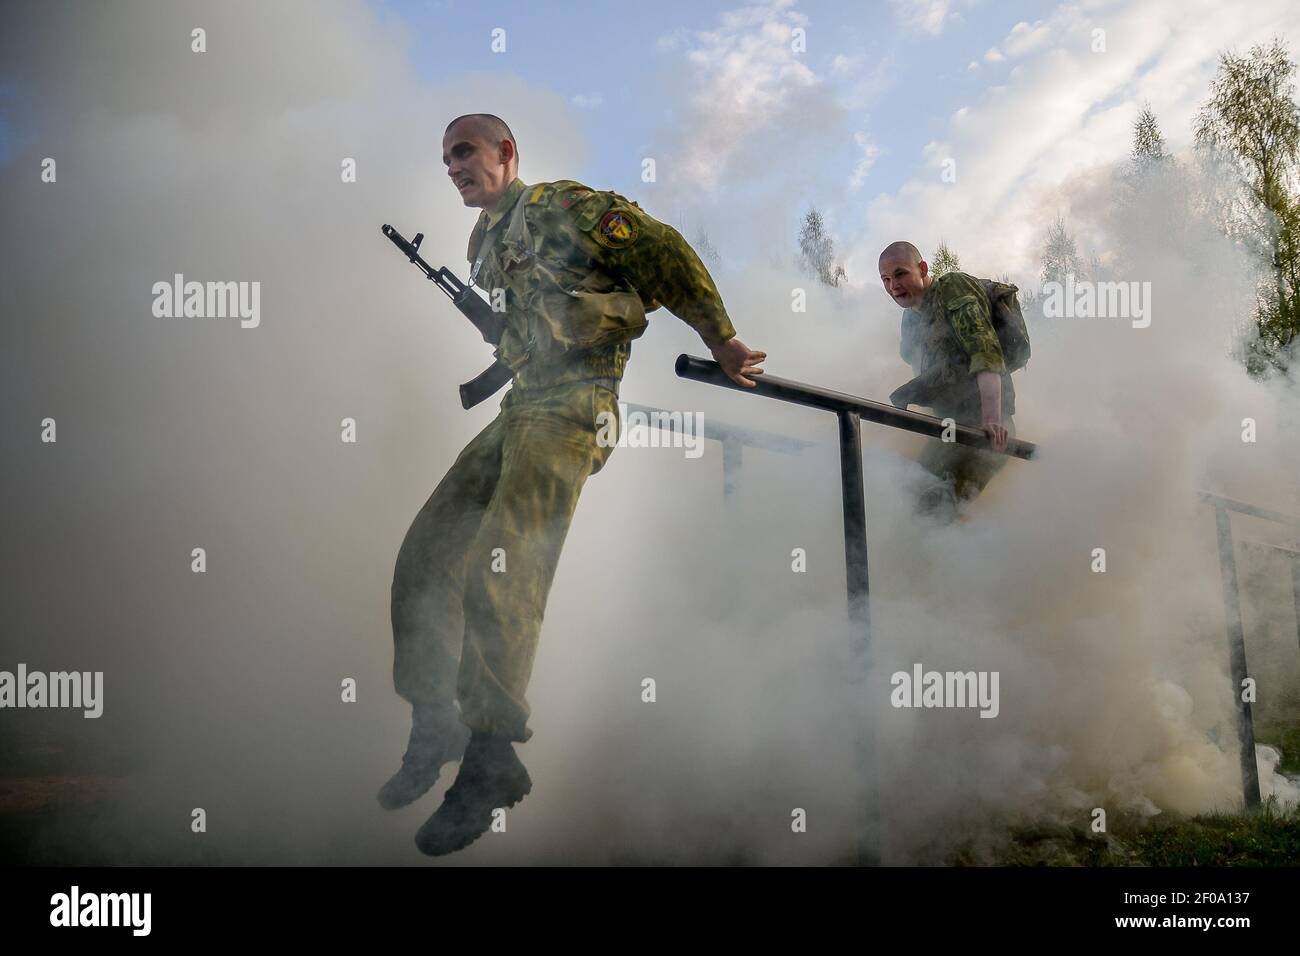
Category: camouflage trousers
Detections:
[
  {"x1": 914, "y1": 416, "x2": 1016, "y2": 523},
  {"x1": 390, "y1": 380, "x2": 619, "y2": 743}
]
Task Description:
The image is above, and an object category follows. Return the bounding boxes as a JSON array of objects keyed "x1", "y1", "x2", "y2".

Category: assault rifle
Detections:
[{"x1": 381, "y1": 223, "x2": 513, "y2": 409}]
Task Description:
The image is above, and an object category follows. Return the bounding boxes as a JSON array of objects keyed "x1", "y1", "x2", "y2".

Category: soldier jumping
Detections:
[{"x1": 380, "y1": 113, "x2": 767, "y2": 856}]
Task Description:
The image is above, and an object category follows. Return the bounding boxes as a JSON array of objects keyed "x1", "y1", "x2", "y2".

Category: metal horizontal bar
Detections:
[
  {"x1": 621, "y1": 402, "x2": 817, "y2": 456},
  {"x1": 1239, "y1": 539, "x2": 1300, "y2": 559},
  {"x1": 1199, "y1": 492, "x2": 1300, "y2": 528},
  {"x1": 675, "y1": 355, "x2": 1037, "y2": 460}
]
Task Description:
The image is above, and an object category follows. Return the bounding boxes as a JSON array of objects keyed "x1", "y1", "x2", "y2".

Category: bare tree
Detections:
[
  {"x1": 692, "y1": 227, "x2": 721, "y2": 269},
  {"x1": 798, "y1": 208, "x2": 847, "y2": 287}
]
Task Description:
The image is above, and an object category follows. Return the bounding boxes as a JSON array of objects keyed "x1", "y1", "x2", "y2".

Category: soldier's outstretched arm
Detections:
[
  {"x1": 941, "y1": 278, "x2": 1008, "y2": 448},
  {"x1": 571, "y1": 193, "x2": 766, "y2": 386}
]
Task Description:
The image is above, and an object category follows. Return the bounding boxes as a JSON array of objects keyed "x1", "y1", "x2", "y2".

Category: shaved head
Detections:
[
  {"x1": 878, "y1": 240, "x2": 930, "y2": 308},
  {"x1": 878, "y1": 240, "x2": 923, "y2": 267},
  {"x1": 442, "y1": 113, "x2": 519, "y2": 210},
  {"x1": 445, "y1": 113, "x2": 517, "y2": 155}
]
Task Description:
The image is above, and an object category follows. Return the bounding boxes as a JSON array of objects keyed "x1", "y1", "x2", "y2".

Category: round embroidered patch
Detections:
[{"x1": 596, "y1": 209, "x2": 639, "y2": 248}]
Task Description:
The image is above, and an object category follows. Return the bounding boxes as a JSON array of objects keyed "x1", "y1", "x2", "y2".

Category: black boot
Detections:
[
  {"x1": 414, "y1": 731, "x2": 531, "y2": 856},
  {"x1": 377, "y1": 703, "x2": 471, "y2": 810}
]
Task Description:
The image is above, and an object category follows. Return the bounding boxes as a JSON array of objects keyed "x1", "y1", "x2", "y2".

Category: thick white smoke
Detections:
[{"x1": 2, "y1": 0, "x2": 1296, "y2": 865}]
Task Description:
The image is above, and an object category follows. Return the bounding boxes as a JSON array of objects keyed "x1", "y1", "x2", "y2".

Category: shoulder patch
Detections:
[
  {"x1": 595, "y1": 208, "x2": 639, "y2": 249},
  {"x1": 558, "y1": 188, "x2": 593, "y2": 209},
  {"x1": 538, "y1": 180, "x2": 588, "y2": 206},
  {"x1": 569, "y1": 192, "x2": 615, "y2": 232}
]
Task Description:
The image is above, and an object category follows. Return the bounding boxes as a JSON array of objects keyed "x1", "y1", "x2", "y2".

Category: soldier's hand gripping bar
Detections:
[
  {"x1": 675, "y1": 354, "x2": 1036, "y2": 460},
  {"x1": 381, "y1": 223, "x2": 513, "y2": 409}
]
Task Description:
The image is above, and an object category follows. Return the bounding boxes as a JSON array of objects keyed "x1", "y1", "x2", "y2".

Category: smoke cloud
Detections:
[{"x1": 2, "y1": 0, "x2": 1297, "y2": 866}]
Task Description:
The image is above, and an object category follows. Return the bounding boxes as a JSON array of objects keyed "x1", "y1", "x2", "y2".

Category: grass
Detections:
[
  {"x1": 1122, "y1": 800, "x2": 1300, "y2": 866},
  {"x1": 954, "y1": 799, "x2": 1300, "y2": 866},
  {"x1": 965, "y1": 719, "x2": 1300, "y2": 866}
]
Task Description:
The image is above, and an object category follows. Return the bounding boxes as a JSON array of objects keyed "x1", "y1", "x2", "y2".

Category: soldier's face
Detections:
[
  {"x1": 442, "y1": 122, "x2": 513, "y2": 209},
  {"x1": 879, "y1": 255, "x2": 929, "y2": 308}
]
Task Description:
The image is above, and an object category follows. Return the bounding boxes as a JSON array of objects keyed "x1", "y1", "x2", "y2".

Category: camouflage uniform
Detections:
[
  {"x1": 893, "y1": 271, "x2": 1016, "y2": 520},
  {"x1": 391, "y1": 177, "x2": 735, "y2": 742}
]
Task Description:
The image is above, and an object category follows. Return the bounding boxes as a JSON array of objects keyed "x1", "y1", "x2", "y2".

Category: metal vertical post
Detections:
[
  {"x1": 1292, "y1": 556, "x2": 1300, "y2": 658},
  {"x1": 674, "y1": 355, "x2": 1037, "y2": 865},
  {"x1": 837, "y1": 410, "x2": 877, "y2": 864},
  {"x1": 1212, "y1": 505, "x2": 1262, "y2": 808},
  {"x1": 722, "y1": 437, "x2": 741, "y2": 502}
]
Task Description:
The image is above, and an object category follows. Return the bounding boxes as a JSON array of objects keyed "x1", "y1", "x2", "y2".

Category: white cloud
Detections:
[
  {"x1": 848, "y1": 0, "x2": 1300, "y2": 287},
  {"x1": 833, "y1": 50, "x2": 897, "y2": 111},
  {"x1": 658, "y1": 0, "x2": 823, "y2": 191},
  {"x1": 983, "y1": 18, "x2": 1057, "y2": 65},
  {"x1": 571, "y1": 93, "x2": 603, "y2": 109},
  {"x1": 920, "y1": 139, "x2": 951, "y2": 165},
  {"x1": 849, "y1": 131, "x2": 882, "y2": 191},
  {"x1": 890, "y1": 0, "x2": 953, "y2": 35},
  {"x1": 831, "y1": 53, "x2": 862, "y2": 76},
  {"x1": 1003, "y1": 19, "x2": 1053, "y2": 57}
]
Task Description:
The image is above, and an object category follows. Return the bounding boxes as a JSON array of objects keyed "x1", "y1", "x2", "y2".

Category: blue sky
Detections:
[
  {"x1": 362, "y1": 0, "x2": 1300, "y2": 286},
  {"x1": 6, "y1": 0, "x2": 1300, "y2": 285},
  {"x1": 375, "y1": 0, "x2": 1050, "y2": 205}
]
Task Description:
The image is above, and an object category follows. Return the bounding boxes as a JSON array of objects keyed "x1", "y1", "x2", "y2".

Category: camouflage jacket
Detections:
[
  {"x1": 467, "y1": 177, "x2": 737, "y2": 389},
  {"x1": 896, "y1": 270, "x2": 1015, "y2": 423}
]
